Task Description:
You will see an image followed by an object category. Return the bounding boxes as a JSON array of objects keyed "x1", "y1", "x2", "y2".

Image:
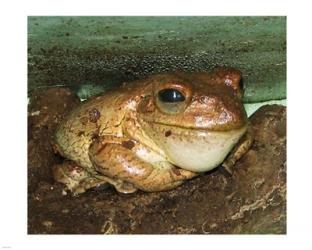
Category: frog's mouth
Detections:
[{"x1": 140, "y1": 120, "x2": 247, "y2": 172}]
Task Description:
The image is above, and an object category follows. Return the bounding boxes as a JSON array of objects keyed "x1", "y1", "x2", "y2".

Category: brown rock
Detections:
[{"x1": 28, "y1": 87, "x2": 80, "y2": 193}]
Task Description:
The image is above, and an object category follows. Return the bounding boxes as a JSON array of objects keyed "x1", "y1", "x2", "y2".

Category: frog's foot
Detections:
[
  {"x1": 89, "y1": 138, "x2": 198, "y2": 193},
  {"x1": 221, "y1": 126, "x2": 254, "y2": 175},
  {"x1": 52, "y1": 161, "x2": 109, "y2": 195}
]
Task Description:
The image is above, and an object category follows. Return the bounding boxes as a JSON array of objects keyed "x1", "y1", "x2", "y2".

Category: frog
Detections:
[{"x1": 52, "y1": 67, "x2": 253, "y2": 195}]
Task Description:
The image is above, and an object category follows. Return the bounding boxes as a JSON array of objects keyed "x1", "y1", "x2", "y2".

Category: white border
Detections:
[{"x1": 1, "y1": 0, "x2": 312, "y2": 249}]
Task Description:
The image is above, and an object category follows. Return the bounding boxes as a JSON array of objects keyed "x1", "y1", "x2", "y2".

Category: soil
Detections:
[{"x1": 27, "y1": 88, "x2": 286, "y2": 234}]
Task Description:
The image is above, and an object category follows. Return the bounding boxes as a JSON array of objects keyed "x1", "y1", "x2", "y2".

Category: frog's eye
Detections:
[
  {"x1": 158, "y1": 89, "x2": 186, "y2": 103},
  {"x1": 156, "y1": 88, "x2": 188, "y2": 114}
]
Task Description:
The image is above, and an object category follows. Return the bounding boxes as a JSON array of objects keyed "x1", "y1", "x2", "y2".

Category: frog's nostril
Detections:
[
  {"x1": 219, "y1": 111, "x2": 228, "y2": 120},
  {"x1": 199, "y1": 96, "x2": 209, "y2": 104}
]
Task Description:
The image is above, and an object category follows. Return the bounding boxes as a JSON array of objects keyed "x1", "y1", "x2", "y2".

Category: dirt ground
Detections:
[{"x1": 27, "y1": 88, "x2": 286, "y2": 234}]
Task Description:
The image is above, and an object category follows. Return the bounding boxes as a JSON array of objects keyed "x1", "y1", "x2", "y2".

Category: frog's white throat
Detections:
[{"x1": 141, "y1": 122, "x2": 247, "y2": 172}]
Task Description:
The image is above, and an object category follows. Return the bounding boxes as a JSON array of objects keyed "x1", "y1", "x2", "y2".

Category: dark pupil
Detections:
[{"x1": 158, "y1": 89, "x2": 185, "y2": 103}]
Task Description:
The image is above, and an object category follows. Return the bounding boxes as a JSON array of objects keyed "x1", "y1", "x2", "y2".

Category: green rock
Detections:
[{"x1": 28, "y1": 16, "x2": 286, "y2": 103}]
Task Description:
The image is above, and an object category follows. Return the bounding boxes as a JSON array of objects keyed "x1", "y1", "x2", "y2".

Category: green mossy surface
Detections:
[{"x1": 28, "y1": 16, "x2": 286, "y2": 102}]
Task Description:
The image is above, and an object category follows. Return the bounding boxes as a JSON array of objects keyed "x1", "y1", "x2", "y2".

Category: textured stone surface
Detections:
[
  {"x1": 28, "y1": 88, "x2": 80, "y2": 193},
  {"x1": 28, "y1": 88, "x2": 286, "y2": 234},
  {"x1": 28, "y1": 16, "x2": 286, "y2": 102}
]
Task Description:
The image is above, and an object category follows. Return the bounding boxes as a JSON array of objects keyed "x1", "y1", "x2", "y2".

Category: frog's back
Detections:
[{"x1": 55, "y1": 88, "x2": 135, "y2": 169}]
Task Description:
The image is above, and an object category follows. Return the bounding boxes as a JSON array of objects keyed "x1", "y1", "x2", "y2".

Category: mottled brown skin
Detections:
[{"x1": 53, "y1": 67, "x2": 253, "y2": 194}]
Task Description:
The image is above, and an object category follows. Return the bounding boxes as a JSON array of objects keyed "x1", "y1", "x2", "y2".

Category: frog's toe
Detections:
[
  {"x1": 220, "y1": 161, "x2": 234, "y2": 176},
  {"x1": 52, "y1": 162, "x2": 88, "y2": 191},
  {"x1": 71, "y1": 177, "x2": 110, "y2": 195},
  {"x1": 114, "y1": 181, "x2": 138, "y2": 194}
]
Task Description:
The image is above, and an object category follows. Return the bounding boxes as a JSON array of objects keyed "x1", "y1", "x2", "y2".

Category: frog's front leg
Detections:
[
  {"x1": 221, "y1": 126, "x2": 254, "y2": 175},
  {"x1": 88, "y1": 136, "x2": 197, "y2": 193}
]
